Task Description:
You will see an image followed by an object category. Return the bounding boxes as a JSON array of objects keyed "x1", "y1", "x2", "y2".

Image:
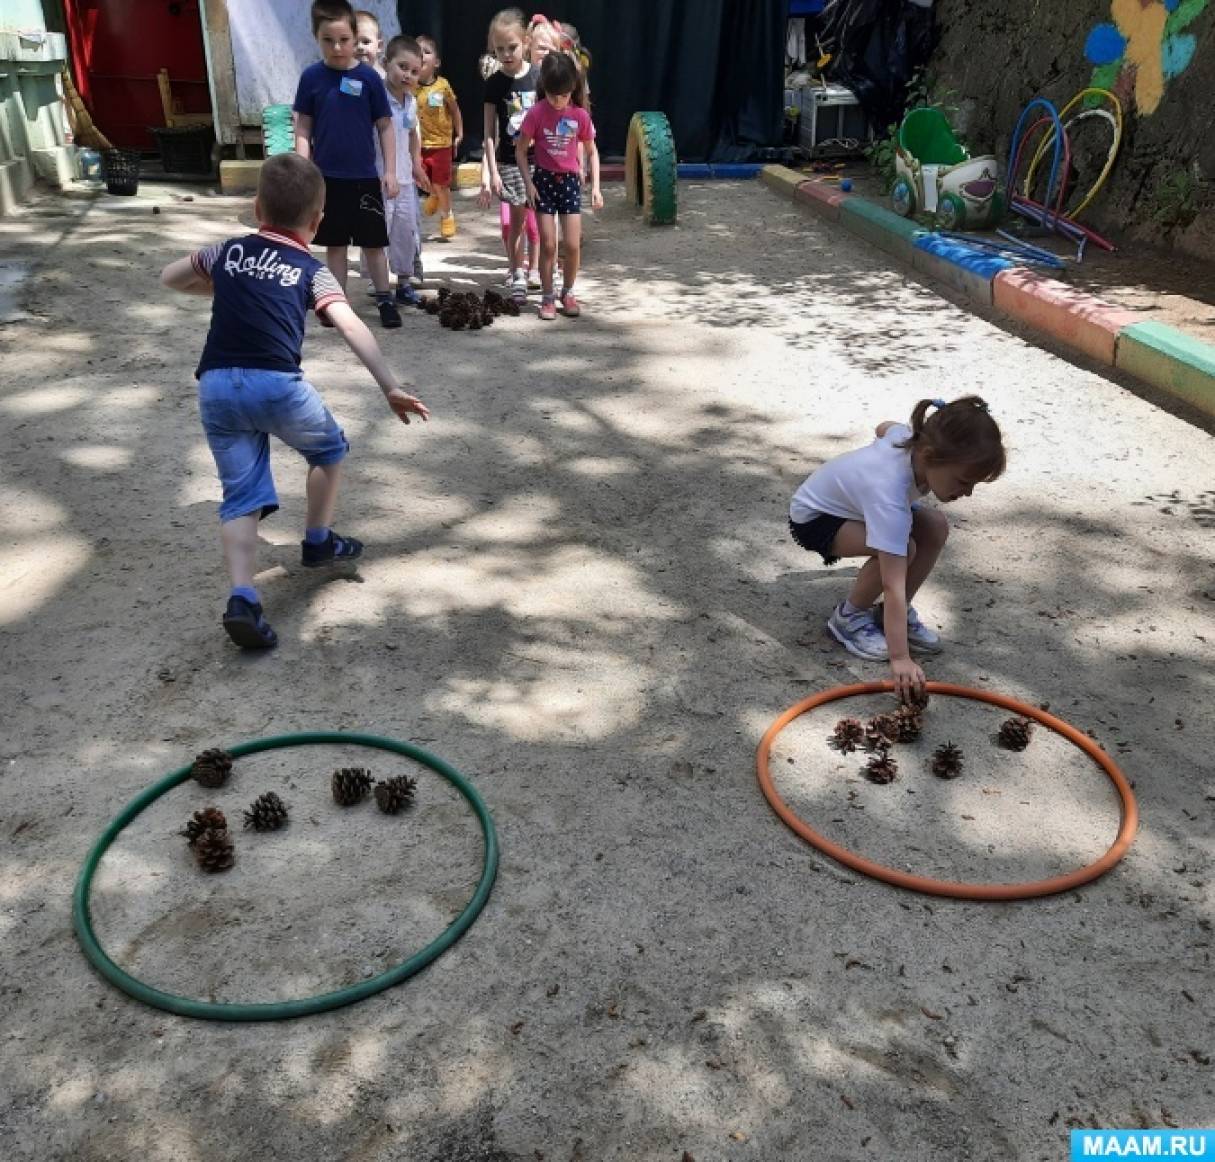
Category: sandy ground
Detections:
[{"x1": 1, "y1": 178, "x2": 1213, "y2": 1162}]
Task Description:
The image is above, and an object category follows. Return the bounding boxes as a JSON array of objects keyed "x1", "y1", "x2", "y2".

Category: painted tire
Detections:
[
  {"x1": 891, "y1": 177, "x2": 916, "y2": 218},
  {"x1": 625, "y1": 112, "x2": 678, "y2": 225},
  {"x1": 936, "y1": 192, "x2": 966, "y2": 231},
  {"x1": 261, "y1": 104, "x2": 295, "y2": 158}
]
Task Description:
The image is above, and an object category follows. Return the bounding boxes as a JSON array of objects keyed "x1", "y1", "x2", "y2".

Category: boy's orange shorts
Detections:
[{"x1": 421, "y1": 147, "x2": 453, "y2": 188}]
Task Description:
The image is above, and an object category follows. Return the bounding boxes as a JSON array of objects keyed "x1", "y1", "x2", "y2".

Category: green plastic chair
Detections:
[{"x1": 898, "y1": 107, "x2": 968, "y2": 167}]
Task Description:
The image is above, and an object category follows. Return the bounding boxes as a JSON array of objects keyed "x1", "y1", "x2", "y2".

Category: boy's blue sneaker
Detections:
[
  {"x1": 827, "y1": 603, "x2": 888, "y2": 661},
  {"x1": 222, "y1": 596, "x2": 278, "y2": 650},
  {"x1": 301, "y1": 531, "x2": 364, "y2": 568},
  {"x1": 395, "y1": 284, "x2": 420, "y2": 307}
]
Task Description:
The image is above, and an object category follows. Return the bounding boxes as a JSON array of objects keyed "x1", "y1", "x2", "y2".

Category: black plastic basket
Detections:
[
  {"x1": 150, "y1": 125, "x2": 215, "y2": 175},
  {"x1": 101, "y1": 149, "x2": 141, "y2": 196}
]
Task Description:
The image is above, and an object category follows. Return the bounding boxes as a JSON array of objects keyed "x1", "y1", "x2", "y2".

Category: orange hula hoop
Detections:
[{"x1": 756, "y1": 681, "x2": 1138, "y2": 901}]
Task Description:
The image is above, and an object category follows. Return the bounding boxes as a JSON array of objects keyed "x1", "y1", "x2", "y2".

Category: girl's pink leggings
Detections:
[{"x1": 500, "y1": 201, "x2": 539, "y2": 252}]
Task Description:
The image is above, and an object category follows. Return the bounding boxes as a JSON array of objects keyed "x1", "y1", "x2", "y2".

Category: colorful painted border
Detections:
[{"x1": 762, "y1": 164, "x2": 1215, "y2": 419}]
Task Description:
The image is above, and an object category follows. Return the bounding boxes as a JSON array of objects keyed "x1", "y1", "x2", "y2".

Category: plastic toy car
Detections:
[{"x1": 891, "y1": 107, "x2": 1002, "y2": 230}]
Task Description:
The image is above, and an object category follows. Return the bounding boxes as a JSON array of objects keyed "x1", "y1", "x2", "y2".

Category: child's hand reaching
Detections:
[
  {"x1": 890, "y1": 656, "x2": 925, "y2": 702},
  {"x1": 523, "y1": 180, "x2": 538, "y2": 209},
  {"x1": 383, "y1": 173, "x2": 400, "y2": 200},
  {"x1": 385, "y1": 387, "x2": 430, "y2": 424},
  {"x1": 414, "y1": 165, "x2": 432, "y2": 192},
  {"x1": 590, "y1": 187, "x2": 604, "y2": 210}
]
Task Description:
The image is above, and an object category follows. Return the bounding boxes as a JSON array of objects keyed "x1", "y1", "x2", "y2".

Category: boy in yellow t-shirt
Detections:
[{"x1": 415, "y1": 34, "x2": 464, "y2": 239}]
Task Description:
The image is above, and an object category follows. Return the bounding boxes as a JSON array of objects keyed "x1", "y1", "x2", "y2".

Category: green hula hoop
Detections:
[{"x1": 72, "y1": 731, "x2": 499, "y2": 1021}]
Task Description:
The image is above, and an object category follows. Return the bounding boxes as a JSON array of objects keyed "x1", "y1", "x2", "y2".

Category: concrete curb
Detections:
[
  {"x1": 764, "y1": 166, "x2": 1215, "y2": 420},
  {"x1": 1116, "y1": 321, "x2": 1215, "y2": 414},
  {"x1": 993, "y1": 269, "x2": 1140, "y2": 365}
]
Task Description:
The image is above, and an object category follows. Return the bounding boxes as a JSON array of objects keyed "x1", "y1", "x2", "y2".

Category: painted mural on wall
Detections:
[{"x1": 1084, "y1": 0, "x2": 1208, "y2": 114}]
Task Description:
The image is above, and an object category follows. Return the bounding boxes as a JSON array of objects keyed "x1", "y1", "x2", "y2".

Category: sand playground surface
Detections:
[{"x1": 1, "y1": 179, "x2": 1213, "y2": 1160}]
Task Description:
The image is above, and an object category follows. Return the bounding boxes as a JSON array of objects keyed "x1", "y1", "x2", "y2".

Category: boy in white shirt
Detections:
[{"x1": 378, "y1": 35, "x2": 431, "y2": 306}]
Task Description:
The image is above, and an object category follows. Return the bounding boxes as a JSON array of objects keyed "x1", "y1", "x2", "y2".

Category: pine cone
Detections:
[
  {"x1": 864, "y1": 714, "x2": 899, "y2": 753},
  {"x1": 242, "y1": 791, "x2": 289, "y2": 831},
  {"x1": 828, "y1": 717, "x2": 865, "y2": 754},
  {"x1": 901, "y1": 687, "x2": 931, "y2": 713},
  {"x1": 437, "y1": 287, "x2": 451, "y2": 303},
  {"x1": 439, "y1": 309, "x2": 453, "y2": 328},
  {"x1": 332, "y1": 767, "x2": 372, "y2": 806},
  {"x1": 503, "y1": 299, "x2": 520, "y2": 317},
  {"x1": 892, "y1": 705, "x2": 922, "y2": 743},
  {"x1": 194, "y1": 828, "x2": 234, "y2": 872},
  {"x1": 180, "y1": 807, "x2": 228, "y2": 845},
  {"x1": 863, "y1": 752, "x2": 898, "y2": 784},
  {"x1": 425, "y1": 297, "x2": 441, "y2": 315},
  {"x1": 997, "y1": 716, "x2": 1033, "y2": 751},
  {"x1": 374, "y1": 775, "x2": 417, "y2": 814},
  {"x1": 931, "y1": 742, "x2": 964, "y2": 779},
  {"x1": 191, "y1": 747, "x2": 233, "y2": 788}
]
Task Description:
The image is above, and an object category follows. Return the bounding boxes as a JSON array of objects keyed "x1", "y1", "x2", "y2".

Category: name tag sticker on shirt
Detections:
[
  {"x1": 427, "y1": 91, "x2": 445, "y2": 106},
  {"x1": 339, "y1": 76, "x2": 364, "y2": 97}
]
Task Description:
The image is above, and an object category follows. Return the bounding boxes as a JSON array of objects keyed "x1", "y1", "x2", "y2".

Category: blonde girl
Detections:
[{"x1": 478, "y1": 8, "x2": 539, "y2": 303}]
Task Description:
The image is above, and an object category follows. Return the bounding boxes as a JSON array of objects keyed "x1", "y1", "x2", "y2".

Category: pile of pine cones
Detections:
[
  {"x1": 180, "y1": 749, "x2": 291, "y2": 873},
  {"x1": 422, "y1": 287, "x2": 519, "y2": 331},
  {"x1": 332, "y1": 766, "x2": 417, "y2": 815},
  {"x1": 826, "y1": 696, "x2": 1038, "y2": 787},
  {"x1": 828, "y1": 703, "x2": 924, "y2": 784},
  {"x1": 178, "y1": 747, "x2": 422, "y2": 874},
  {"x1": 180, "y1": 806, "x2": 234, "y2": 872}
]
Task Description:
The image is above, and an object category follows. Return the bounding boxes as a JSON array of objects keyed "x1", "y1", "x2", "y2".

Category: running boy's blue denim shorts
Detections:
[{"x1": 198, "y1": 367, "x2": 349, "y2": 522}]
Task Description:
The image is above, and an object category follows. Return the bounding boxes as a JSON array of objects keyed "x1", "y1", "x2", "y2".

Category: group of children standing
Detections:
[
  {"x1": 161, "y1": 0, "x2": 1007, "y2": 702},
  {"x1": 479, "y1": 9, "x2": 601, "y2": 318},
  {"x1": 292, "y1": 3, "x2": 464, "y2": 328},
  {"x1": 289, "y1": 2, "x2": 599, "y2": 329}
]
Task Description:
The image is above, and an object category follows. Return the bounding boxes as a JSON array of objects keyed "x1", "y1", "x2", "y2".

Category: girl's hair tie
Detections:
[{"x1": 931, "y1": 398, "x2": 948, "y2": 410}]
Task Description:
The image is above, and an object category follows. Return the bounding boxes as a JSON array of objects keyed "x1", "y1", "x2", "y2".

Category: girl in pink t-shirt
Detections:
[{"x1": 516, "y1": 52, "x2": 602, "y2": 320}]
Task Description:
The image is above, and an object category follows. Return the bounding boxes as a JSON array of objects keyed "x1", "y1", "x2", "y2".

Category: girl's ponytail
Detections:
[
  {"x1": 906, "y1": 398, "x2": 935, "y2": 441},
  {"x1": 899, "y1": 395, "x2": 1006, "y2": 481}
]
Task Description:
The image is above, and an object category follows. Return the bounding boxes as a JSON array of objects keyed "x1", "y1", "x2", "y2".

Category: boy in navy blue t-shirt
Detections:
[
  {"x1": 294, "y1": 0, "x2": 402, "y2": 328},
  {"x1": 160, "y1": 152, "x2": 429, "y2": 650}
]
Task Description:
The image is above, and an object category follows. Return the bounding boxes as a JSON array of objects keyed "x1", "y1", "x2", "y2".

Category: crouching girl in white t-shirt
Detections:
[{"x1": 788, "y1": 396, "x2": 1006, "y2": 699}]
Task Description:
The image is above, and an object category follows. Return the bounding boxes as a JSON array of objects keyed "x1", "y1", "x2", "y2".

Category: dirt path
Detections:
[{"x1": 1, "y1": 179, "x2": 1212, "y2": 1161}]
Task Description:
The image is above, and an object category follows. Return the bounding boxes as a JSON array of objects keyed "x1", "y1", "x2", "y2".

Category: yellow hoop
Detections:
[{"x1": 1025, "y1": 88, "x2": 1123, "y2": 218}]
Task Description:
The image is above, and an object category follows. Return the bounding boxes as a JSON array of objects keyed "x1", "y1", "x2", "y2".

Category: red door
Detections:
[{"x1": 64, "y1": 0, "x2": 210, "y2": 149}]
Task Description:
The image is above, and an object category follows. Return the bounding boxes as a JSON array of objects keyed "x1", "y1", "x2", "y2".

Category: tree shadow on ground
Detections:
[{"x1": 0, "y1": 181, "x2": 1212, "y2": 1161}]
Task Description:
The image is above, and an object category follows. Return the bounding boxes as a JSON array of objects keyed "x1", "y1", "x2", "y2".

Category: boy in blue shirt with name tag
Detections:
[
  {"x1": 160, "y1": 152, "x2": 429, "y2": 650},
  {"x1": 293, "y1": 0, "x2": 402, "y2": 328}
]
